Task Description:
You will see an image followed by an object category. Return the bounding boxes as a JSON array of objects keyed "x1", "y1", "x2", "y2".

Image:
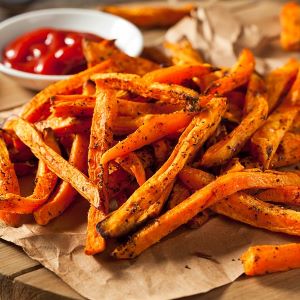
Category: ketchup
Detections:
[{"x1": 2, "y1": 28, "x2": 102, "y2": 75}]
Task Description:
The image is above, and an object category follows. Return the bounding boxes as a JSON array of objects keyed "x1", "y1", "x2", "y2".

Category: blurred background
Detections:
[{"x1": 0, "y1": 0, "x2": 154, "y2": 21}]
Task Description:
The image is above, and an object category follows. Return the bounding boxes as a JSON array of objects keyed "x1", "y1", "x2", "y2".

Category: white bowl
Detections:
[{"x1": 0, "y1": 8, "x2": 143, "y2": 90}]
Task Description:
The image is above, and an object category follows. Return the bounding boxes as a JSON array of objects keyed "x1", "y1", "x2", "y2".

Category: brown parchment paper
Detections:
[{"x1": 1, "y1": 1, "x2": 300, "y2": 300}]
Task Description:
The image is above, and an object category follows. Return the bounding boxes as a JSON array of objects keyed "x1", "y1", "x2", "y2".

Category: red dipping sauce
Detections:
[{"x1": 2, "y1": 28, "x2": 102, "y2": 75}]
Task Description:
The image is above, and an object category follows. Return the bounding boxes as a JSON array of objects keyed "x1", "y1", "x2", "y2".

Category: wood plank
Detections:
[
  {"x1": 0, "y1": 240, "x2": 41, "y2": 300},
  {"x1": 14, "y1": 269, "x2": 84, "y2": 300},
  {"x1": 190, "y1": 270, "x2": 300, "y2": 300}
]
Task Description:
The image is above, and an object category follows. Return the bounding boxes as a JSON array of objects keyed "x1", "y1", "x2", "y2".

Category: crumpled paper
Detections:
[
  {"x1": 166, "y1": 0, "x2": 300, "y2": 74},
  {"x1": 1, "y1": 1, "x2": 300, "y2": 300}
]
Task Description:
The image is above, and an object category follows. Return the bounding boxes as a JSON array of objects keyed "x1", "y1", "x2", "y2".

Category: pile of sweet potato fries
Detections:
[{"x1": 1, "y1": 36, "x2": 300, "y2": 277}]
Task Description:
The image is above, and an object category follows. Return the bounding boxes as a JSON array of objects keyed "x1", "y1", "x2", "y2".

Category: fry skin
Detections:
[
  {"x1": 242, "y1": 244, "x2": 300, "y2": 276},
  {"x1": 112, "y1": 171, "x2": 300, "y2": 258}
]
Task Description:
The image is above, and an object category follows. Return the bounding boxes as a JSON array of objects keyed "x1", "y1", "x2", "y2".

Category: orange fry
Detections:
[
  {"x1": 242, "y1": 244, "x2": 300, "y2": 276},
  {"x1": 201, "y1": 49, "x2": 254, "y2": 104},
  {"x1": 13, "y1": 118, "x2": 101, "y2": 207},
  {"x1": 92, "y1": 73, "x2": 199, "y2": 105},
  {"x1": 34, "y1": 134, "x2": 89, "y2": 225},
  {"x1": 85, "y1": 87, "x2": 117, "y2": 255},
  {"x1": 201, "y1": 74, "x2": 268, "y2": 167},
  {"x1": 112, "y1": 170, "x2": 300, "y2": 258},
  {"x1": 143, "y1": 64, "x2": 213, "y2": 85},
  {"x1": 116, "y1": 152, "x2": 146, "y2": 186},
  {"x1": 100, "y1": 111, "x2": 194, "y2": 165}
]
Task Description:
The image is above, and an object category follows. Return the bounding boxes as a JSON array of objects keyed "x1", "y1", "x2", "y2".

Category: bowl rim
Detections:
[{"x1": 0, "y1": 8, "x2": 143, "y2": 81}]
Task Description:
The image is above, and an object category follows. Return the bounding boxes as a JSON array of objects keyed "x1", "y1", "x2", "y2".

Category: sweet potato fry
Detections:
[
  {"x1": 201, "y1": 49, "x2": 254, "y2": 105},
  {"x1": 242, "y1": 244, "x2": 300, "y2": 276},
  {"x1": 251, "y1": 105, "x2": 298, "y2": 169},
  {"x1": 35, "y1": 117, "x2": 91, "y2": 136},
  {"x1": 163, "y1": 37, "x2": 204, "y2": 65},
  {"x1": 12, "y1": 118, "x2": 101, "y2": 207},
  {"x1": 112, "y1": 170, "x2": 300, "y2": 258},
  {"x1": 201, "y1": 74, "x2": 268, "y2": 167},
  {"x1": 85, "y1": 87, "x2": 117, "y2": 255},
  {"x1": 152, "y1": 139, "x2": 172, "y2": 168},
  {"x1": 82, "y1": 79, "x2": 96, "y2": 96},
  {"x1": 280, "y1": 2, "x2": 300, "y2": 51},
  {"x1": 82, "y1": 39, "x2": 159, "y2": 75},
  {"x1": 92, "y1": 73, "x2": 200, "y2": 105},
  {"x1": 116, "y1": 152, "x2": 146, "y2": 186},
  {"x1": 143, "y1": 64, "x2": 212, "y2": 85},
  {"x1": 100, "y1": 111, "x2": 195, "y2": 165},
  {"x1": 168, "y1": 181, "x2": 191, "y2": 209},
  {"x1": 21, "y1": 60, "x2": 117, "y2": 123},
  {"x1": 98, "y1": 97, "x2": 226, "y2": 238},
  {"x1": 270, "y1": 132, "x2": 300, "y2": 168},
  {"x1": 102, "y1": 4, "x2": 194, "y2": 29},
  {"x1": 178, "y1": 166, "x2": 215, "y2": 190},
  {"x1": 0, "y1": 135, "x2": 21, "y2": 226},
  {"x1": 265, "y1": 59, "x2": 298, "y2": 112},
  {"x1": 256, "y1": 186, "x2": 300, "y2": 206},
  {"x1": 212, "y1": 192, "x2": 300, "y2": 236},
  {"x1": 0, "y1": 129, "x2": 61, "y2": 214},
  {"x1": 34, "y1": 134, "x2": 89, "y2": 225}
]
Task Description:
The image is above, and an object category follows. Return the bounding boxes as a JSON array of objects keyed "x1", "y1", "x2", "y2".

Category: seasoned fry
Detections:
[
  {"x1": 102, "y1": 4, "x2": 194, "y2": 29},
  {"x1": 270, "y1": 132, "x2": 300, "y2": 168},
  {"x1": 34, "y1": 134, "x2": 89, "y2": 225},
  {"x1": 85, "y1": 87, "x2": 117, "y2": 255},
  {"x1": 116, "y1": 152, "x2": 146, "y2": 186},
  {"x1": 256, "y1": 186, "x2": 300, "y2": 206},
  {"x1": 98, "y1": 97, "x2": 226, "y2": 238},
  {"x1": 12, "y1": 118, "x2": 101, "y2": 207},
  {"x1": 251, "y1": 105, "x2": 298, "y2": 169},
  {"x1": 100, "y1": 111, "x2": 195, "y2": 165},
  {"x1": 112, "y1": 171, "x2": 300, "y2": 258},
  {"x1": 265, "y1": 59, "x2": 298, "y2": 112},
  {"x1": 212, "y1": 192, "x2": 300, "y2": 236},
  {"x1": 92, "y1": 73, "x2": 200, "y2": 105},
  {"x1": 280, "y1": 2, "x2": 300, "y2": 51},
  {"x1": 143, "y1": 64, "x2": 212, "y2": 85},
  {"x1": 168, "y1": 181, "x2": 190, "y2": 209},
  {"x1": 242, "y1": 244, "x2": 300, "y2": 276},
  {"x1": 201, "y1": 49, "x2": 254, "y2": 105},
  {"x1": 0, "y1": 135, "x2": 21, "y2": 226},
  {"x1": 82, "y1": 39, "x2": 159, "y2": 75},
  {"x1": 201, "y1": 74, "x2": 268, "y2": 167},
  {"x1": 35, "y1": 117, "x2": 91, "y2": 136},
  {"x1": 164, "y1": 37, "x2": 203, "y2": 65}
]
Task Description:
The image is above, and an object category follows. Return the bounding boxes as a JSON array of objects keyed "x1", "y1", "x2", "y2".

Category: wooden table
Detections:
[{"x1": 1, "y1": 238, "x2": 300, "y2": 300}]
